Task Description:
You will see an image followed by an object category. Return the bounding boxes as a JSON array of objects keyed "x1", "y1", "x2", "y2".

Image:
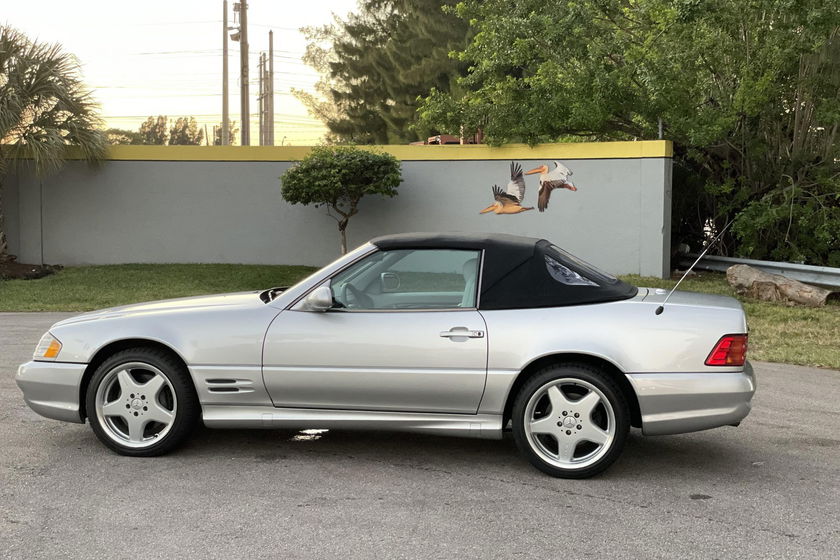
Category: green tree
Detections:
[
  {"x1": 419, "y1": 0, "x2": 840, "y2": 266},
  {"x1": 298, "y1": 0, "x2": 469, "y2": 144},
  {"x1": 138, "y1": 116, "x2": 168, "y2": 145},
  {"x1": 0, "y1": 26, "x2": 106, "y2": 261},
  {"x1": 169, "y1": 116, "x2": 204, "y2": 146},
  {"x1": 105, "y1": 128, "x2": 143, "y2": 145},
  {"x1": 294, "y1": 24, "x2": 372, "y2": 144},
  {"x1": 280, "y1": 146, "x2": 402, "y2": 254}
]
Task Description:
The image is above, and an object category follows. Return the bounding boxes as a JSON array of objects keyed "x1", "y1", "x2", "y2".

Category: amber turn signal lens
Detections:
[
  {"x1": 33, "y1": 332, "x2": 62, "y2": 361},
  {"x1": 705, "y1": 334, "x2": 748, "y2": 366},
  {"x1": 44, "y1": 339, "x2": 62, "y2": 358}
]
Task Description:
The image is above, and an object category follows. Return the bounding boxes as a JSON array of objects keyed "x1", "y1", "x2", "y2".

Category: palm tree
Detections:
[{"x1": 0, "y1": 25, "x2": 107, "y2": 261}]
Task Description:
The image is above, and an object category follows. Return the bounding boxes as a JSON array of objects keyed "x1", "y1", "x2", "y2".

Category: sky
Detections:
[{"x1": 2, "y1": 0, "x2": 358, "y2": 145}]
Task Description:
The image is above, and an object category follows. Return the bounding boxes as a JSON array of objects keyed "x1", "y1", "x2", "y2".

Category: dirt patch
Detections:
[{"x1": 0, "y1": 259, "x2": 61, "y2": 280}]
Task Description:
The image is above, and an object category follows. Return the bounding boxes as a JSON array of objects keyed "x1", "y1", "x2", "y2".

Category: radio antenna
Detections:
[{"x1": 655, "y1": 218, "x2": 735, "y2": 315}]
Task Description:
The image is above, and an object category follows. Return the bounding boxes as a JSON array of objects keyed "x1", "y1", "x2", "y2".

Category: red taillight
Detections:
[{"x1": 705, "y1": 334, "x2": 748, "y2": 366}]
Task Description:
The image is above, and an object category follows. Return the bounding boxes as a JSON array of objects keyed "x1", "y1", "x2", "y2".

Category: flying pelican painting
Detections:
[
  {"x1": 524, "y1": 161, "x2": 578, "y2": 212},
  {"x1": 479, "y1": 162, "x2": 534, "y2": 214}
]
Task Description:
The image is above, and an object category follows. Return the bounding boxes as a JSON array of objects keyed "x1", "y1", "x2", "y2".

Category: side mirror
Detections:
[
  {"x1": 301, "y1": 285, "x2": 333, "y2": 312},
  {"x1": 380, "y1": 271, "x2": 401, "y2": 292}
]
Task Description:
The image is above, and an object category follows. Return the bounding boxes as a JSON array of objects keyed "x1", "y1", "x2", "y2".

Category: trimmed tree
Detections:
[
  {"x1": 280, "y1": 146, "x2": 402, "y2": 254},
  {"x1": 0, "y1": 25, "x2": 107, "y2": 262}
]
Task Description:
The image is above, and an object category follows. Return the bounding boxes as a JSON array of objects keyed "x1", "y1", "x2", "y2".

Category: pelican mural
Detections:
[
  {"x1": 524, "y1": 161, "x2": 578, "y2": 212},
  {"x1": 480, "y1": 162, "x2": 534, "y2": 214}
]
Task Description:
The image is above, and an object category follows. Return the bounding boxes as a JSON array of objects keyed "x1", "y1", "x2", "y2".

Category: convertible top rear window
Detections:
[{"x1": 544, "y1": 255, "x2": 598, "y2": 287}]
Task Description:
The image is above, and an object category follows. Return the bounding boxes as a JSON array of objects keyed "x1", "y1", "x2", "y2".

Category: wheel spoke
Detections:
[
  {"x1": 117, "y1": 369, "x2": 140, "y2": 394},
  {"x1": 546, "y1": 385, "x2": 573, "y2": 412},
  {"x1": 145, "y1": 401, "x2": 174, "y2": 425},
  {"x1": 575, "y1": 390, "x2": 601, "y2": 417},
  {"x1": 530, "y1": 415, "x2": 559, "y2": 436},
  {"x1": 101, "y1": 400, "x2": 127, "y2": 419},
  {"x1": 578, "y1": 424, "x2": 610, "y2": 446},
  {"x1": 126, "y1": 417, "x2": 145, "y2": 443},
  {"x1": 556, "y1": 439, "x2": 576, "y2": 462},
  {"x1": 142, "y1": 374, "x2": 166, "y2": 398}
]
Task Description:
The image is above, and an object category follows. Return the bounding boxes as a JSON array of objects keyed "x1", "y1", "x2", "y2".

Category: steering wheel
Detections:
[{"x1": 340, "y1": 283, "x2": 374, "y2": 309}]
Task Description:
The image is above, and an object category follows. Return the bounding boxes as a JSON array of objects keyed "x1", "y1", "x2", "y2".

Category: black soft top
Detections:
[{"x1": 370, "y1": 232, "x2": 638, "y2": 310}]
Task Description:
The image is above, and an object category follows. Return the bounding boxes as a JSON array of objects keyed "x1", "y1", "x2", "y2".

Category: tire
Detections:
[
  {"x1": 512, "y1": 363, "x2": 630, "y2": 478},
  {"x1": 85, "y1": 347, "x2": 199, "y2": 457}
]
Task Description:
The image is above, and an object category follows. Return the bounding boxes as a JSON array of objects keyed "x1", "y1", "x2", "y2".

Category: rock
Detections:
[{"x1": 726, "y1": 264, "x2": 834, "y2": 307}]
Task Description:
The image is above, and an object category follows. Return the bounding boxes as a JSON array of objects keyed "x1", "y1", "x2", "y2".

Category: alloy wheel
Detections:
[
  {"x1": 94, "y1": 362, "x2": 177, "y2": 449},
  {"x1": 523, "y1": 377, "x2": 616, "y2": 470}
]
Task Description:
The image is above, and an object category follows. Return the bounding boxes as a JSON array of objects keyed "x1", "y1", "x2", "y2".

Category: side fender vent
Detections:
[{"x1": 206, "y1": 378, "x2": 255, "y2": 394}]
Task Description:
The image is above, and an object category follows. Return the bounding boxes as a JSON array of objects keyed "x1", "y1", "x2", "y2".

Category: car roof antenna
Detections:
[{"x1": 655, "y1": 218, "x2": 735, "y2": 316}]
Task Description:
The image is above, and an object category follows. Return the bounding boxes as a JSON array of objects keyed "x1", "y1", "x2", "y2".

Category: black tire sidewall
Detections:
[
  {"x1": 85, "y1": 348, "x2": 199, "y2": 457},
  {"x1": 512, "y1": 363, "x2": 630, "y2": 478}
]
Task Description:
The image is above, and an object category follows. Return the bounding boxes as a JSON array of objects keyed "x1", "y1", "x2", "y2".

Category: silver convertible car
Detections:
[{"x1": 17, "y1": 233, "x2": 755, "y2": 478}]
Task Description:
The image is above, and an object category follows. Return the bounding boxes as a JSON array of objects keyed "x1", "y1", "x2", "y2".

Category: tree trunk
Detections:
[
  {"x1": 726, "y1": 264, "x2": 835, "y2": 307},
  {"x1": 0, "y1": 179, "x2": 9, "y2": 262},
  {"x1": 338, "y1": 219, "x2": 348, "y2": 255}
]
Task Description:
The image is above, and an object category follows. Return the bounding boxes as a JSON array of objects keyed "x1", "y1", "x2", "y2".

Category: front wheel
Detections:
[
  {"x1": 85, "y1": 348, "x2": 199, "y2": 457},
  {"x1": 512, "y1": 363, "x2": 630, "y2": 478}
]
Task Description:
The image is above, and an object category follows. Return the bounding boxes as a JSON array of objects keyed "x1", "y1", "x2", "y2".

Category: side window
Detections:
[{"x1": 330, "y1": 249, "x2": 480, "y2": 310}]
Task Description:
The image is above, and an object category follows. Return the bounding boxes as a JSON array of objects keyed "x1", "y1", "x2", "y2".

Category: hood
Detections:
[{"x1": 52, "y1": 291, "x2": 266, "y2": 327}]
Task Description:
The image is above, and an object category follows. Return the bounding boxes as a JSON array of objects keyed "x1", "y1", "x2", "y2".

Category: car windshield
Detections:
[{"x1": 261, "y1": 243, "x2": 378, "y2": 304}]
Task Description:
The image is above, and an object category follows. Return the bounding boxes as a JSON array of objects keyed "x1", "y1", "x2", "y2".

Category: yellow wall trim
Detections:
[{"x1": 87, "y1": 140, "x2": 672, "y2": 162}]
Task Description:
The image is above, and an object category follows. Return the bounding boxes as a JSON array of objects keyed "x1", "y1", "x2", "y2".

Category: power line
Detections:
[
  {"x1": 127, "y1": 20, "x2": 222, "y2": 26},
  {"x1": 103, "y1": 113, "x2": 322, "y2": 121},
  {"x1": 130, "y1": 49, "x2": 304, "y2": 56}
]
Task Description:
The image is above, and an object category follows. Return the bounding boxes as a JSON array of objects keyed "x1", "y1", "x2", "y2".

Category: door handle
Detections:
[{"x1": 440, "y1": 328, "x2": 484, "y2": 339}]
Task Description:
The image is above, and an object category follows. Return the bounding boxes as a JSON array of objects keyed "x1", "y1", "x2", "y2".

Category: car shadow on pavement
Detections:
[
  {"x1": 611, "y1": 430, "x2": 759, "y2": 480},
  {"x1": 162, "y1": 424, "x2": 756, "y2": 482}
]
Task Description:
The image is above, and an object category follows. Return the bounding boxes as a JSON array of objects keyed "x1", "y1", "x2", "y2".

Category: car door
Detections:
[{"x1": 262, "y1": 248, "x2": 488, "y2": 414}]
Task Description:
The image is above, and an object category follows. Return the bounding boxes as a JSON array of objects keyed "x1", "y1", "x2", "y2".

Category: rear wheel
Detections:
[
  {"x1": 512, "y1": 363, "x2": 630, "y2": 478},
  {"x1": 85, "y1": 348, "x2": 199, "y2": 456}
]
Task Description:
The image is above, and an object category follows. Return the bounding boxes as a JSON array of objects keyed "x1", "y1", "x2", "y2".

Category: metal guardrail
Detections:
[{"x1": 676, "y1": 253, "x2": 840, "y2": 290}]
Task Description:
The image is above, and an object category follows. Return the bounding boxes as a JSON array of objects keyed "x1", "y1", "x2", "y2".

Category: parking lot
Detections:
[{"x1": 1, "y1": 312, "x2": 838, "y2": 559}]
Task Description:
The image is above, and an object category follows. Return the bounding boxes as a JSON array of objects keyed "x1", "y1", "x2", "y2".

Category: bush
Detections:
[{"x1": 733, "y1": 193, "x2": 840, "y2": 267}]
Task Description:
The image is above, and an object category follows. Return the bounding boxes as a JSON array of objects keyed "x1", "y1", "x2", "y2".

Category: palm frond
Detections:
[{"x1": 0, "y1": 24, "x2": 106, "y2": 177}]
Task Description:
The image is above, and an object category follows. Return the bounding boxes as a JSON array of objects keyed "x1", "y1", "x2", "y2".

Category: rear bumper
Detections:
[
  {"x1": 15, "y1": 361, "x2": 86, "y2": 424},
  {"x1": 627, "y1": 362, "x2": 756, "y2": 436}
]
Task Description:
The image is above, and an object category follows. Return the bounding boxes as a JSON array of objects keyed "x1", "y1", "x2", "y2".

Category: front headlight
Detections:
[{"x1": 33, "y1": 332, "x2": 62, "y2": 361}]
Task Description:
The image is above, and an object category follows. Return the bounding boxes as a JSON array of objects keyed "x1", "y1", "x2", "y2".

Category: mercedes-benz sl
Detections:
[{"x1": 17, "y1": 233, "x2": 755, "y2": 478}]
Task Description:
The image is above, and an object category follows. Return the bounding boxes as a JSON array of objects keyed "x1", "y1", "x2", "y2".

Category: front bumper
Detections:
[
  {"x1": 627, "y1": 361, "x2": 756, "y2": 436},
  {"x1": 16, "y1": 361, "x2": 87, "y2": 424}
]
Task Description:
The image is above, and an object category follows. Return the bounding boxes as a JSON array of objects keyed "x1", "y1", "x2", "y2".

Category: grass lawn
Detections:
[
  {"x1": 1, "y1": 265, "x2": 837, "y2": 369},
  {"x1": 0, "y1": 264, "x2": 317, "y2": 312}
]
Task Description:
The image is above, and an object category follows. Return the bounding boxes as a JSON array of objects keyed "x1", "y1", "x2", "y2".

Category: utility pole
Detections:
[
  {"x1": 238, "y1": 0, "x2": 250, "y2": 145},
  {"x1": 268, "y1": 30, "x2": 275, "y2": 146},
  {"x1": 258, "y1": 53, "x2": 265, "y2": 145},
  {"x1": 222, "y1": 0, "x2": 229, "y2": 145},
  {"x1": 263, "y1": 51, "x2": 270, "y2": 145}
]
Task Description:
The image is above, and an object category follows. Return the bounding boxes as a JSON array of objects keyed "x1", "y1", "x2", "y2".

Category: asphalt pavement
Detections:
[{"x1": 1, "y1": 312, "x2": 838, "y2": 559}]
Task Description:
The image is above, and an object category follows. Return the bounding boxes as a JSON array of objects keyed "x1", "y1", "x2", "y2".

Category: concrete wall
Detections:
[{"x1": 5, "y1": 142, "x2": 672, "y2": 277}]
